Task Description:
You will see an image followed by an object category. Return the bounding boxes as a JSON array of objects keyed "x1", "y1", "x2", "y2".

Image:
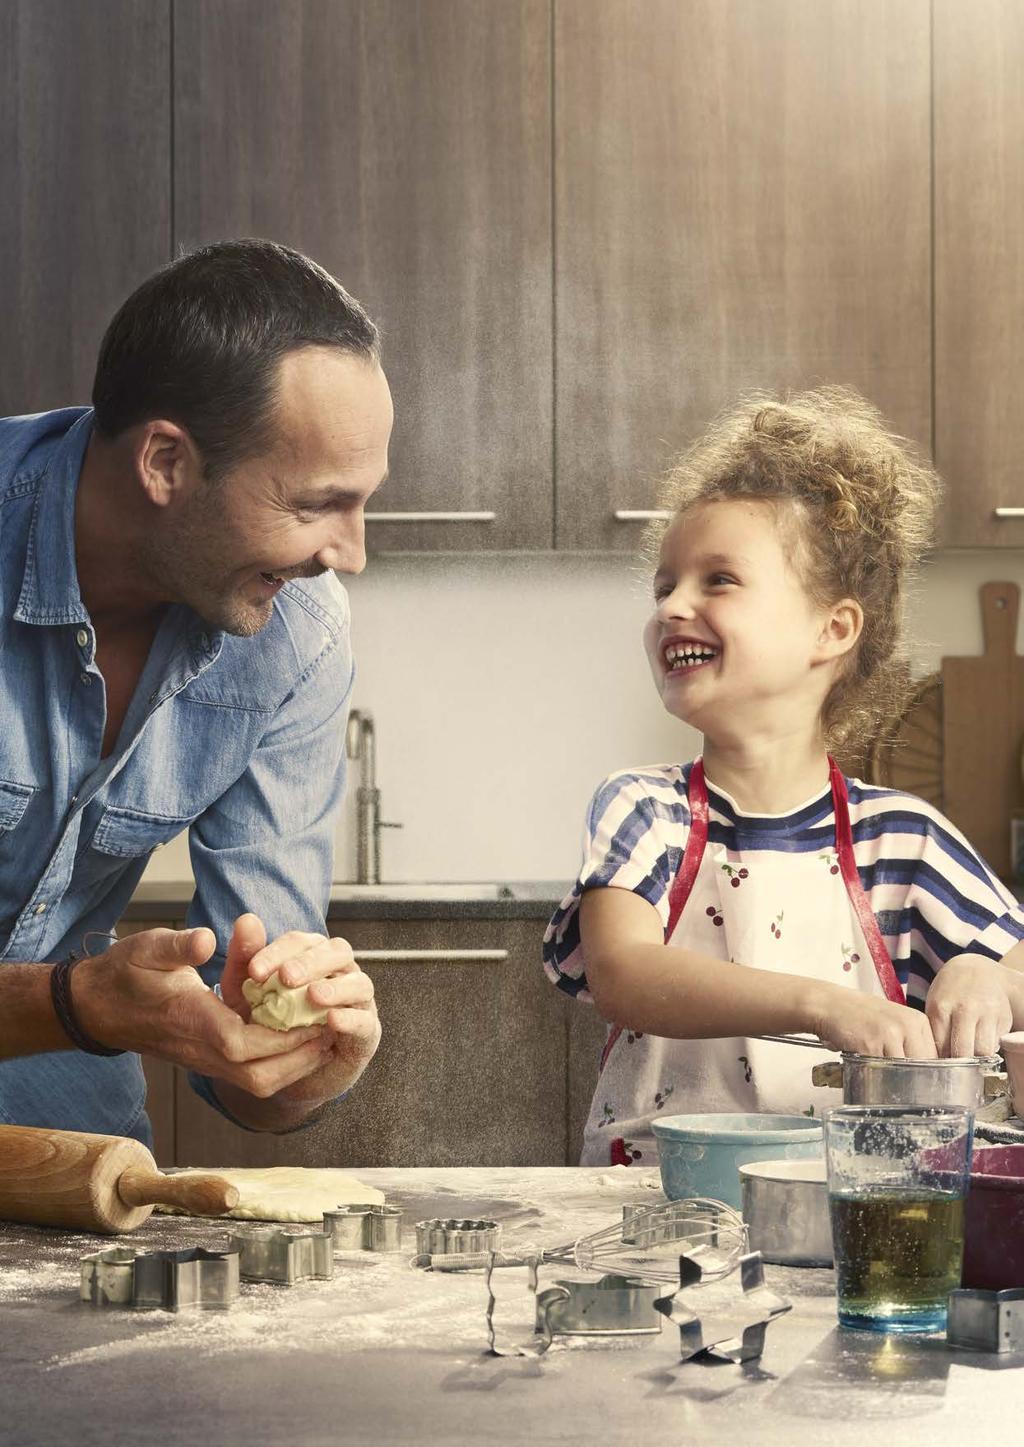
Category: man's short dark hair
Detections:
[{"x1": 91, "y1": 238, "x2": 381, "y2": 479}]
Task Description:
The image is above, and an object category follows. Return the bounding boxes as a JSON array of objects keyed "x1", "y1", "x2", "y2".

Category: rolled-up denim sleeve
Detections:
[{"x1": 183, "y1": 620, "x2": 354, "y2": 1125}]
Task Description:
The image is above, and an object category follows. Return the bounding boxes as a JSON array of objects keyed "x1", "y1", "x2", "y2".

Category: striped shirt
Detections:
[{"x1": 543, "y1": 763, "x2": 1024, "y2": 1009}]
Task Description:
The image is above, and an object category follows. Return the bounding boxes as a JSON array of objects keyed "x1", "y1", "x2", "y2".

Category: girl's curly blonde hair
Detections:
[{"x1": 641, "y1": 386, "x2": 942, "y2": 753}]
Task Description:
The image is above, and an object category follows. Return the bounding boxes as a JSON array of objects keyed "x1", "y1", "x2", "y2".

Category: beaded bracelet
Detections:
[{"x1": 49, "y1": 955, "x2": 125, "y2": 1057}]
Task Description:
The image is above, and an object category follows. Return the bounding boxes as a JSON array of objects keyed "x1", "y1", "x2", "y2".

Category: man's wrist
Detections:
[
  {"x1": 49, "y1": 957, "x2": 125, "y2": 1057},
  {"x1": 206, "y1": 1076, "x2": 339, "y2": 1134}
]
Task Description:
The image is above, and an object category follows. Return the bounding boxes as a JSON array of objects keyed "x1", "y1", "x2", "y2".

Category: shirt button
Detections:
[
  {"x1": 80, "y1": 673, "x2": 91, "y2": 686},
  {"x1": 35, "y1": 902, "x2": 46, "y2": 915},
  {"x1": 76, "y1": 629, "x2": 89, "y2": 648}
]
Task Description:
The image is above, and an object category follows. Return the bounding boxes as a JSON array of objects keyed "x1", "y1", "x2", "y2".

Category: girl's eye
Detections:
[
  {"x1": 653, "y1": 583, "x2": 674, "y2": 601},
  {"x1": 708, "y1": 573, "x2": 736, "y2": 587}
]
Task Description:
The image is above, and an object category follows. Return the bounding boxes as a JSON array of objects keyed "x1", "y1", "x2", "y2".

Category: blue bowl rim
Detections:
[{"x1": 650, "y1": 1113, "x2": 824, "y2": 1143}]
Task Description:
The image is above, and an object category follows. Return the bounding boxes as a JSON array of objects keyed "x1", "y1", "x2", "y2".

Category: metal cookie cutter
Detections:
[
  {"x1": 414, "y1": 1218, "x2": 501, "y2": 1267},
  {"x1": 227, "y1": 1226, "x2": 334, "y2": 1285},
  {"x1": 947, "y1": 1289, "x2": 1024, "y2": 1353},
  {"x1": 534, "y1": 1274, "x2": 663, "y2": 1353},
  {"x1": 324, "y1": 1203, "x2": 403, "y2": 1253},
  {"x1": 80, "y1": 1246, "x2": 240, "y2": 1312},
  {"x1": 80, "y1": 1247, "x2": 140, "y2": 1307},
  {"x1": 655, "y1": 1251, "x2": 791, "y2": 1363}
]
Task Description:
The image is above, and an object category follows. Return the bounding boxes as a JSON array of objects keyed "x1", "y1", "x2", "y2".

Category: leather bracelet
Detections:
[{"x1": 49, "y1": 956, "x2": 125, "y2": 1057}]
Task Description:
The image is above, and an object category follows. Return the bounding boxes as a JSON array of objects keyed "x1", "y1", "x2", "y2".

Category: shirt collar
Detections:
[{"x1": 13, "y1": 410, "x2": 94, "y2": 627}]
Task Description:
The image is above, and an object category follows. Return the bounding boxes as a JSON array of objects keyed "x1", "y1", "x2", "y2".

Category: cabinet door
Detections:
[
  {"x1": 173, "y1": 0, "x2": 553, "y2": 552},
  {"x1": 554, "y1": 0, "x2": 932, "y2": 550},
  {"x1": 934, "y1": 0, "x2": 1024, "y2": 546},
  {"x1": 174, "y1": 917, "x2": 568, "y2": 1168},
  {"x1": 0, "y1": 0, "x2": 170, "y2": 415}
]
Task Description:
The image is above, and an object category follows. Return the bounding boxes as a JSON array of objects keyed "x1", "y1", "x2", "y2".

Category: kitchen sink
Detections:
[{"x1": 329, "y1": 881, "x2": 564, "y2": 902}]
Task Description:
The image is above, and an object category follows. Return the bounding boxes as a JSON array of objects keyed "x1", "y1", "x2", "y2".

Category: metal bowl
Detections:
[
  {"x1": 739, "y1": 1159, "x2": 833, "y2": 1267},
  {"x1": 811, "y1": 1053, "x2": 1002, "y2": 1107}
]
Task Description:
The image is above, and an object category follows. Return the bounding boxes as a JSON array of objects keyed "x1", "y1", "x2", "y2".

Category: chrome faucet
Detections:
[{"x1": 345, "y1": 708, "x2": 402, "y2": 883}]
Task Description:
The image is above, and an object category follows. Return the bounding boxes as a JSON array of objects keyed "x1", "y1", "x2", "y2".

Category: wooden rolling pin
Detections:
[{"x1": 0, "y1": 1125, "x2": 239, "y2": 1233}]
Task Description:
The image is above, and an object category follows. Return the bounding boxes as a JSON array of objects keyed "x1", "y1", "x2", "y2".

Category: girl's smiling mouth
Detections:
[{"x1": 661, "y1": 636, "x2": 720, "y2": 675}]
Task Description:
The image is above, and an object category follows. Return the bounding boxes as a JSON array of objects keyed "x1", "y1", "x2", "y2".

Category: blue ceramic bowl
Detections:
[{"x1": 651, "y1": 1113, "x2": 824, "y2": 1208}]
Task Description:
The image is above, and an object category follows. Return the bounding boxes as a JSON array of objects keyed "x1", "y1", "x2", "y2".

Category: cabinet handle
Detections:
[
  {"x1": 365, "y1": 511, "x2": 496, "y2": 523},
  {"x1": 613, "y1": 509, "x2": 673, "y2": 521},
  {"x1": 993, "y1": 508, "x2": 1024, "y2": 519},
  {"x1": 351, "y1": 949, "x2": 509, "y2": 963}
]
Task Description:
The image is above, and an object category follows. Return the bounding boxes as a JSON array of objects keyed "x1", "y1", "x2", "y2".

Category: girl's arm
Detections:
[{"x1": 580, "y1": 886, "x2": 939, "y2": 1058}]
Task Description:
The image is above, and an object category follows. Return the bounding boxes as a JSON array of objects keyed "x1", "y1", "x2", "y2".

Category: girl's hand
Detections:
[
  {"x1": 811, "y1": 988, "x2": 938, "y2": 1059},
  {"x1": 924, "y1": 956, "x2": 1015, "y2": 1058}
]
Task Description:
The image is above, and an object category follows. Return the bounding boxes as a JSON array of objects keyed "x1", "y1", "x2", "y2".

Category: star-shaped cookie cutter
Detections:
[{"x1": 654, "y1": 1250, "x2": 791, "y2": 1363}]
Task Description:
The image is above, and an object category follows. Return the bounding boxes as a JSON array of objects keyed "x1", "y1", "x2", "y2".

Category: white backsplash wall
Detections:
[{"x1": 143, "y1": 550, "x2": 1024, "y2": 890}]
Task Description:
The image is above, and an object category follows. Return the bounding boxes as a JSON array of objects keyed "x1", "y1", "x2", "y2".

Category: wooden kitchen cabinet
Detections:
[
  {"x1": 173, "y1": 916, "x2": 575, "y2": 1168},
  {"x1": 173, "y1": 0, "x2": 553, "y2": 553},
  {"x1": 554, "y1": 0, "x2": 932, "y2": 551},
  {"x1": 0, "y1": 0, "x2": 170, "y2": 416},
  {"x1": 934, "y1": 0, "x2": 1024, "y2": 547}
]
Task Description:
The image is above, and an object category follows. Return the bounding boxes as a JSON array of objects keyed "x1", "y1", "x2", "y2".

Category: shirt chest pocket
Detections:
[
  {"x1": 0, "y1": 780, "x2": 35, "y2": 833},
  {"x1": 90, "y1": 805, "x2": 192, "y2": 859}
]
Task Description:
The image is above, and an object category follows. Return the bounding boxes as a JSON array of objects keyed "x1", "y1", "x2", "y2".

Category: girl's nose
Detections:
[{"x1": 658, "y1": 584, "x2": 696, "y2": 621}]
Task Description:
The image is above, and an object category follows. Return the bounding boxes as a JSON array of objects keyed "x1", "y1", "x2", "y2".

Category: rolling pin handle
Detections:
[
  {"x1": 117, "y1": 1168, "x2": 239, "y2": 1215},
  {"x1": 811, "y1": 1061, "x2": 844, "y2": 1088}
]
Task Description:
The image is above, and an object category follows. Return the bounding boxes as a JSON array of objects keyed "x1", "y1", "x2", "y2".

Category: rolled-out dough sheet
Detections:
[{"x1": 155, "y1": 1166, "x2": 384, "y2": 1221}]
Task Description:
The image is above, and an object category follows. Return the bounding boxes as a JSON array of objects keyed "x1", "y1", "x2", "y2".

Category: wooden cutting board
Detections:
[{"x1": 941, "y1": 581, "x2": 1024, "y2": 878}]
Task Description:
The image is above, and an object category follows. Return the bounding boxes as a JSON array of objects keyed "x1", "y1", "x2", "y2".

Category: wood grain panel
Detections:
[
  {"x1": 934, "y1": 0, "x2": 1024, "y2": 546},
  {"x1": 555, "y1": 0, "x2": 931, "y2": 549},
  {"x1": 0, "y1": 0, "x2": 170, "y2": 414},
  {"x1": 175, "y1": 918, "x2": 568, "y2": 1168},
  {"x1": 174, "y1": 0, "x2": 553, "y2": 551}
]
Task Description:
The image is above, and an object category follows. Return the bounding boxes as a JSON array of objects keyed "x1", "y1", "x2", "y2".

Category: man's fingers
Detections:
[
  {"x1": 128, "y1": 926, "x2": 217, "y2": 972},
  {"x1": 245, "y1": 931, "x2": 330, "y2": 984},
  {"x1": 222, "y1": 1037, "x2": 334, "y2": 1098},
  {"x1": 307, "y1": 971, "x2": 374, "y2": 1010},
  {"x1": 325, "y1": 1005, "x2": 380, "y2": 1038},
  {"x1": 211, "y1": 1004, "x2": 325, "y2": 1062},
  {"x1": 249, "y1": 934, "x2": 355, "y2": 987}
]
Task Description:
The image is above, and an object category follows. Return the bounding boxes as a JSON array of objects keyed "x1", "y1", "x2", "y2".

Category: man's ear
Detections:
[
  {"x1": 816, "y1": 598, "x2": 864, "y2": 663},
  {"x1": 132, "y1": 421, "x2": 202, "y2": 507}
]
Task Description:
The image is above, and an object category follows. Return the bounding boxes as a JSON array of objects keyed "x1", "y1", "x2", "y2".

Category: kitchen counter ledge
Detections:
[
  {"x1": 1, "y1": 1166, "x2": 1020, "y2": 1447},
  {"x1": 123, "y1": 880, "x2": 566, "y2": 922}
]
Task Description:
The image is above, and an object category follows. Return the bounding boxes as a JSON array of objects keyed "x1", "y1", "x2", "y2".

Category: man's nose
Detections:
[{"x1": 315, "y1": 518, "x2": 367, "y2": 576}]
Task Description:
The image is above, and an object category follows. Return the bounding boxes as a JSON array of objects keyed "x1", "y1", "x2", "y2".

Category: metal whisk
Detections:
[{"x1": 428, "y1": 1197, "x2": 749, "y2": 1284}]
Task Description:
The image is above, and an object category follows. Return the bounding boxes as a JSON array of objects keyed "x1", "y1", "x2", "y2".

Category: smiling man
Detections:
[{"x1": 0, "y1": 239, "x2": 393, "y2": 1141}]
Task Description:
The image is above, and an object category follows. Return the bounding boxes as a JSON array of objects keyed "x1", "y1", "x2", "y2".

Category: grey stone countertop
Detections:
[
  {"x1": 2, "y1": 1166, "x2": 1020, "y2": 1447},
  {"x1": 122, "y1": 879, "x2": 567, "y2": 922}
]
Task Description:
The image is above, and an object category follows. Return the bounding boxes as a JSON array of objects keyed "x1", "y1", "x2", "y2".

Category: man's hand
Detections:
[
  {"x1": 71, "y1": 926, "x2": 331, "y2": 1094},
  {"x1": 925, "y1": 955, "x2": 1017, "y2": 1058},
  {"x1": 811, "y1": 988, "x2": 939, "y2": 1059},
  {"x1": 215, "y1": 914, "x2": 381, "y2": 1128}
]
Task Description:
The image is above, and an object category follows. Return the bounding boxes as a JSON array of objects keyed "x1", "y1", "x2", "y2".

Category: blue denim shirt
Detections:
[{"x1": 0, "y1": 408, "x2": 353, "y2": 1143}]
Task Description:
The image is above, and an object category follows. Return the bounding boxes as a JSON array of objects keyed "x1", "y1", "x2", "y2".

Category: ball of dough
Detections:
[{"x1": 241, "y1": 972, "x2": 329, "y2": 1031}]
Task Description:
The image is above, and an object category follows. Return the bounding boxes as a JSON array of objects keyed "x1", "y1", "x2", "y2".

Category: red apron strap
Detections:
[
  {"x1": 829, "y1": 755, "x2": 906, "y2": 1005},
  {"x1": 599, "y1": 759, "x2": 710, "y2": 1072}
]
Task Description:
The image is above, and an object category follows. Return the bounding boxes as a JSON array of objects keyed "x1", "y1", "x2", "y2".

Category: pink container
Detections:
[{"x1": 962, "y1": 1145, "x2": 1024, "y2": 1291}]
